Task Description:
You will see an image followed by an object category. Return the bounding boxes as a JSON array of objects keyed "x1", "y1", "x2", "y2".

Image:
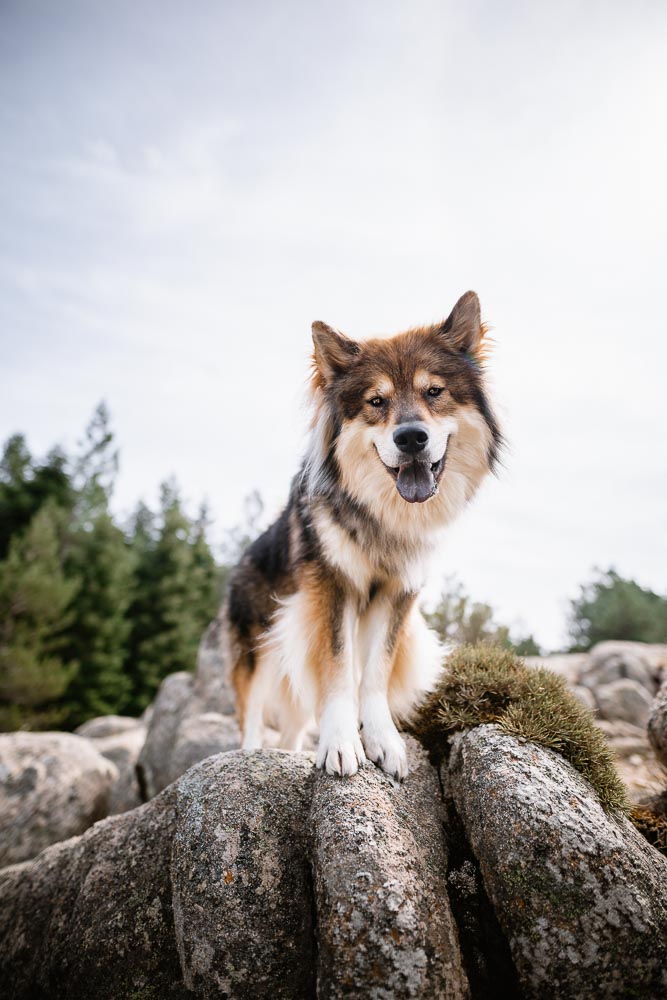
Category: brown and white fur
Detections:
[{"x1": 224, "y1": 291, "x2": 501, "y2": 779}]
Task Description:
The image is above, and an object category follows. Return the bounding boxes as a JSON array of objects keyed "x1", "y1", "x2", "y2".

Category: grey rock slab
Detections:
[
  {"x1": 167, "y1": 711, "x2": 240, "y2": 788},
  {"x1": 594, "y1": 678, "x2": 654, "y2": 726},
  {"x1": 0, "y1": 731, "x2": 118, "y2": 865},
  {"x1": 648, "y1": 678, "x2": 667, "y2": 769},
  {"x1": 0, "y1": 787, "x2": 188, "y2": 999},
  {"x1": 586, "y1": 641, "x2": 666, "y2": 694},
  {"x1": 195, "y1": 614, "x2": 237, "y2": 714},
  {"x1": 93, "y1": 724, "x2": 147, "y2": 814},
  {"x1": 310, "y1": 735, "x2": 469, "y2": 1000},
  {"x1": 447, "y1": 724, "x2": 667, "y2": 999},
  {"x1": 137, "y1": 670, "x2": 195, "y2": 799},
  {"x1": 172, "y1": 748, "x2": 317, "y2": 999},
  {"x1": 570, "y1": 684, "x2": 596, "y2": 712},
  {"x1": 75, "y1": 714, "x2": 143, "y2": 739},
  {"x1": 137, "y1": 617, "x2": 240, "y2": 800}
]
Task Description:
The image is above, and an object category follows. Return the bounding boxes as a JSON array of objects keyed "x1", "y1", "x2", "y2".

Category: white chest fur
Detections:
[{"x1": 312, "y1": 506, "x2": 438, "y2": 596}]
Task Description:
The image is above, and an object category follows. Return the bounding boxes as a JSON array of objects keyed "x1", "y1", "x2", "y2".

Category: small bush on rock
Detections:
[{"x1": 410, "y1": 644, "x2": 628, "y2": 812}]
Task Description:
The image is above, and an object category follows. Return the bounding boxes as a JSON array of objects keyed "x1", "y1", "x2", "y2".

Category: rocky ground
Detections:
[
  {"x1": 524, "y1": 641, "x2": 667, "y2": 801},
  {"x1": 1, "y1": 626, "x2": 666, "y2": 997}
]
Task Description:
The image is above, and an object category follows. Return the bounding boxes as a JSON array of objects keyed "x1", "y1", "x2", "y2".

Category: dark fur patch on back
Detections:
[{"x1": 248, "y1": 505, "x2": 291, "y2": 584}]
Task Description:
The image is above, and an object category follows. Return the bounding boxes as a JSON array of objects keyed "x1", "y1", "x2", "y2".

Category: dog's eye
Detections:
[
  {"x1": 427, "y1": 386, "x2": 444, "y2": 397},
  {"x1": 368, "y1": 396, "x2": 384, "y2": 407}
]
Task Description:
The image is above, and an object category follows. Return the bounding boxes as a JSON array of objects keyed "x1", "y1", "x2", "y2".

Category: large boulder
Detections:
[
  {"x1": 172, "y1": 750, "x2": 317, "y2": 998},
  {"x1": 0, "y1": 738, "x2": 469, "y2": 999},
  {"x1": 446, "y1": 725, "x2": 667, "y2": 999},
  {"x1": 137, "y1": 671, "x2": 195, "y2": 799},
  {"x1": 194, "y1": 614, "x2": 237, "y2": 715},
  {"x1": 0, "y1": 787, "x2": 187, "y2": 999},
  {"x1": 91, "y1": 725, "x2": 147, "y2": 814},
  {"x1": 570, "y1": 684, "x2": 596, "y2": 712},
  {"x1": 75, "y1": 715, "x2": 142, "y2": 739},
  {"x1": 76, "y1": 715, "x2": 147, "y2": 814},
  {"x1": 137, "y1": 617, "x2": 239, "y2": 799},
  {"x1": 310, "y1": 738, "x2": 468, "y2": 999},
  {"x1": 3, "y1": 726, "x2": 666, "y2": 999},
  {"x1": 595, "y1": 719, "x2": 650, "y2": 758},
  {"x1": 167, "y1": 711, "x2": 240, "y2": 790},
  {"x1": 648, "y1": 678, "x2": 667, "y2": 769},
  {"x1": 0, "y1": 732, "x2": 118, "y2": 866},
  {"x1": 581, "y1": 641, "x2": 666, "y2": 695},
  {"x1": 594, "y1": 678, "x2": 654, "y2": 727}
]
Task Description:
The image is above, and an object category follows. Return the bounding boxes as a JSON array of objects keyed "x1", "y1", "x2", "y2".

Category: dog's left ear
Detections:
[
  {"x1": 312, "y1": 321, "x2": 359, "y2": 383},
  {"x1": 438, "y1": 291, "x2": 484, "y2": 353}
]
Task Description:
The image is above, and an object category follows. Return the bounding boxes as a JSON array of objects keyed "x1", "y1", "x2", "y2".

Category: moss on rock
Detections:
[{"x1": 409, "y1": 644, "x2": 628, "y2": 812}]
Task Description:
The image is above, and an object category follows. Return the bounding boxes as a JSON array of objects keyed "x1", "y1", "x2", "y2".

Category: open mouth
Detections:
[{"x1": 379, "y1": 448, "x2": 448, "y2": 504}]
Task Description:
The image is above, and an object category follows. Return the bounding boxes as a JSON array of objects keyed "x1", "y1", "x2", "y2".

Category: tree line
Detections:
[
  {"x1": 1, "y1": 406, "x2": 665, "y2": 732},
  {"x1": 425, "y1": 569, "x2": 667, "y2": 656},
  {"x1": 0, "y1": 405, "x2": 220, "y2": 730}
]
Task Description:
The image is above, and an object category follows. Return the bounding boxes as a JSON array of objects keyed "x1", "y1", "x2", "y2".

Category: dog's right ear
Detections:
[
  {"x1": 311, "y1": 321, "x2": 359, "y2": 384},
  {"x1": 438, "y1": 291, "x2": 484, "y2": 354}
]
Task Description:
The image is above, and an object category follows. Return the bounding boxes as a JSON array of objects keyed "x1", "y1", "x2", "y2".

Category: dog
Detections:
[{"x1": 224, "y1": 291, "x2": 500, "y2": 779}]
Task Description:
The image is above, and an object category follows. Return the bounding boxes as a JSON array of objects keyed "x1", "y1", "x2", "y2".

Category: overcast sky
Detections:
[{"x1": 1, "y1": 0, "x2": 666, "y2": 649}]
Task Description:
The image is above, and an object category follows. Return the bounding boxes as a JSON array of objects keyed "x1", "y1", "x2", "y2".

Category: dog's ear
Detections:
[
  {"x1": 312, "y1": 321, "x2": 359, "y2": 383},
  {"x1": 437, "y1": 291, "x2": 484, "y2": 353}
]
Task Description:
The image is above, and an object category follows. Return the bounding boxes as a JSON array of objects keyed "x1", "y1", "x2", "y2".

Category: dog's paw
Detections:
[
  {"x1": 316, "y1": 700, "x2": 365, "y2": 777},
  {"x1": 316, "y1": 730, "x2": 365, "y2": 776},
  {"x1": 361, "y1": 721, "x2": 409, "y2": 782}
]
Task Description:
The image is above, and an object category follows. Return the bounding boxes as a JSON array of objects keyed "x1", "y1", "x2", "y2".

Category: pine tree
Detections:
[
  {"x1": 58, "y1": 403, "x2": 134, "y2": 726},
  {"x1": 123, "y1": 484, "x2": 220, "y2": 713},
  {"x1": 191, "y1": 502, "x2": 222, "y2": 616},
  {"x1": 0, "y1": 504, "x2": 78, "y2": 730},
  {"x1": 59, "y1": 513, "x2": 135, "y2": 726},
  {"x1": 71, "y1": 401, "x2": 118, "y2": 522},
  {"x1": 0, "y1": 435, "x2": 75, "y2": 557}
]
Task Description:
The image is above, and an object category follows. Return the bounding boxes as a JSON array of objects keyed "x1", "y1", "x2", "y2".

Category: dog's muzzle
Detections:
[{"x1": 383, "y1": 422, "x2": 442, "y2": 503}]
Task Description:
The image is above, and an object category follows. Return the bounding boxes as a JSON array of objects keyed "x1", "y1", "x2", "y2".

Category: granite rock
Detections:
[
  {"x1": 447, "y1": 725, "x2": 667, "y2": 999},
  {"x1": 0, "y1": 732, "x2": 118, "y2": 865}
]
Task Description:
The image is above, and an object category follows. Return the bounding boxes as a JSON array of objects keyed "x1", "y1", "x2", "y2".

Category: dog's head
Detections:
[{"x1": 307, "y1": 291, "x2": 501, "y2": 529}]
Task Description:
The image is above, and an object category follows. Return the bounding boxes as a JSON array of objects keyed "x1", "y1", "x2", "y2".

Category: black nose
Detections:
[{"x1": 393, "y1": 422, "x2": 429, "y2": 455}]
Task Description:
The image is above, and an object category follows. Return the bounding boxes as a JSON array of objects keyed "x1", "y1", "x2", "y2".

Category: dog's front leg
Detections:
[
  {"x1": 316, "y1": 598, "x2": 365, "y2": 777},
  {"x1": 358, "y1": 592, "x2": 413, "y2": 781}
]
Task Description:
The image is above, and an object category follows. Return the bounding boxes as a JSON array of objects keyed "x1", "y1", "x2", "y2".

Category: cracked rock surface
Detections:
[
  {"x1": 2, "y1": 728, "x2": 667, "y2": 999},
  {"x1": 0, "y1": 738, "x2": 470, "y2": 999},
  {"x1": 310, "y1": 738, "x2": 467, "y2": 999},
  {"x1": 446, "y1": 725, "x2": 667, "y2": 999}
]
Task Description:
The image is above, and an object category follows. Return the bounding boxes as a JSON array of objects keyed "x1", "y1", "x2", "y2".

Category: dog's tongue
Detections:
[{"x1": 396, "y1": 459, "x2": 435, "y2": 503}]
